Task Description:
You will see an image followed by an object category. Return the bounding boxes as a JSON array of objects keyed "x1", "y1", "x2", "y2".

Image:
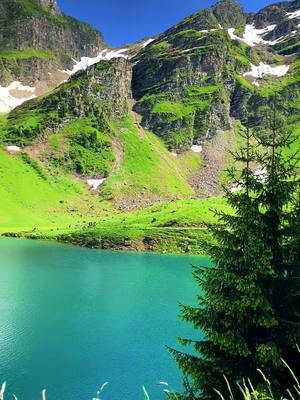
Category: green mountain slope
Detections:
[
  {"x1": 0, "y1": 0, "x2": 299, "y2": 253},
  {"x1": 132, "y1": 0, "x2": 300, "y2": 151},
  {"x1": 0, "y1": 148, "x2": 102, "y2": 231},
  {"x1": 0, "y1": 57, "x2": 206, "y2": 210}
]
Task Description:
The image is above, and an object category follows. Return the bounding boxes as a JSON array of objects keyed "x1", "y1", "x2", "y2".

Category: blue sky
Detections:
[{"x1": 58, "y1": 0, "x2": 277, "y2": 47}]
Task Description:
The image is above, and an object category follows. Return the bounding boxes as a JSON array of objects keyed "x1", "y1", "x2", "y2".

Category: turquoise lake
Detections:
[{"x1": 0, "y1": 238, "x2": 209, "y2": 400}]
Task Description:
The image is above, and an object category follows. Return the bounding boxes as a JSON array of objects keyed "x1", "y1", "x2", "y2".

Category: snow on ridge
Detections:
[
  {"x1": 0, "y1": 81, "x2": 36, "y2": 114},
  {"x1": 286, "y1": 9, "x2": 300, "y2": 19},
  {"x1": 243, "y1": 62, "x2": 289, "y2": 79},
  {"x1": 142, "y1": 38, "x2": 154, "y2": 48},
  {"x1": 64, "y1": 48, "x2": 129, "y2": 76}
]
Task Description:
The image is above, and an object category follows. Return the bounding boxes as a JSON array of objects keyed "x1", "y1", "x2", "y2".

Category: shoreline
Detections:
[{"x1": 0, "y1": 226, "x2": 212, "y2": 257}]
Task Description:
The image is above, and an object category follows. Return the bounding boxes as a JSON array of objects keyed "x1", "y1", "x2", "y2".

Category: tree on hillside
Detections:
[{"x1": 171, "y1": 101, "x2": 300, "y2": 399}]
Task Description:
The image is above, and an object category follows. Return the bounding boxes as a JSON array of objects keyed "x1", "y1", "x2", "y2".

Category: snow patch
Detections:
[
  {"x1": 5, "y1": 145, "x2": 21, "y2": 153},
  {"x1": 142, "y1": 38, "x2": 154, "y2": 48},
  {"x1": 243, "y1": 62, "x2": 289, "y2": 78},
  {"x1": 191, "y1": 145, "x2": 203, "y2": 153},
  {"x1": 200, "y1": 25, "x2": 223, "y2": 33},
  {"x1": 64, "y1": 48, "x2": 129, "y2": 76},
  {"x1": 0, "y1": 81, "x2": 36, "y2": 114},
  {"x1": 286, "y1": 9, "x2": 300, "y2": 19},
  {"x1": 228, "y1": 24, "x2": 277, "y2": 46},
  {"x1": 228, "y1": 28, "x2": 238, "y2": 40},
  {"x1": 87, "y1": 178, "x2": 106, "y2": 190},
  {"x1": 243, "y1": 24, "x2": 276, "y2": 46},
  {"x1": 199, "y1": 28, "x2": 217, "y2": 33}
]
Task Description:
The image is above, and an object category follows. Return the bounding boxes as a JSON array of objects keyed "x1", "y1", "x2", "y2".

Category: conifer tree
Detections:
[
  {"x1": 254, "y1": 101, "x2": 300, "y2": 388},
  {"x1": 171, "y1": 101, "x2": 300, "y2": 399}
]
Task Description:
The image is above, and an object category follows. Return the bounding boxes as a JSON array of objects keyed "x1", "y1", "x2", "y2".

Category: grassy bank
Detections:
[
  {"x1": 0, "y1": 149, "x2": 108, "y2": 233},
  {"x1": 6, "y1": 197, "x2": 230, "y2": 255}
]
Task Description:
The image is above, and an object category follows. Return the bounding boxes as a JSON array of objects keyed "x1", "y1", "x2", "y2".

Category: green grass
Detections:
[
  {"x1": 146, "y1": 41, "x2": 171, "y2": 54},
  {"x1": 183, "y1": 84, "x2": 222, "y2": 111},
  {"x1": 0, "y1": 149, "x2": 106, "y2": 233},
  {"x1": 152, "y1": 101, "x2": 194, "y2": 119},
  {"x1": 278, "y1": 41, "x2": 300, "y2": 55},
  {"x1": 173, "y1": 29, "x2": 203, "y2": 40},
  {"x1": 0, "y1": 48, "x2": 54, "y2": 60},
  {"x1": 32, "y1": 196, "x2": 230, "y2": 255},
  {"x1": 234, "y1": 54, "x2": 251, "y2": 67},
  {"x1": 0, "y1": 103, "x2": 206, "y2": 246},
  {"x1": 282, "y1": 121, "x2": 300, "y2": 167},
  {"x1": 46, "y1": 118, "x2": 115, "y2": 176},
  {"x1": 101, "y1": 115, "x2": 196, "y2": 202},
  {"x1": 234, "y1": 74, "x2": 254, "y2": 91},
  {"x1": 185, "y1": 85, "x2": 221, "y2": 96},
  {"x1": 0, "y1": 132, "x2": 228, "y2": 255},
  {"x1": 179, "y1": 151, "x2": 203, "y2": 173}
]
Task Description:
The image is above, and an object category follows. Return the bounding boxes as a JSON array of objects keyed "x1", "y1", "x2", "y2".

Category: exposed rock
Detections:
[
  {"x1": 0, "y1": 0, "x2": 105, "y2": 94},
  {"x1": 5, "y1": 57, "x2": 132, "y2": 144},
  {"x1": 254, "y1": 5, "x2": 286, "y2": 29}
]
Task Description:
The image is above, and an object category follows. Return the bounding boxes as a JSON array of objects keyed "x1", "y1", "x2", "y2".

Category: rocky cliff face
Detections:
[
  {"x1": 0, "y1": 0, "x2": 105, "y2": 112},
  {"x1": 131, "y1": 0, "x2": 300, "y2": 151},
  {"x1": 4, "y1": 57, "x2": 132, "y2": 145},
  {"x1": 38, "y1": 0, "x2": 61, "y2": 15},
  {"x1": 0, "y1": 0, "x2": 104, "y2": 64},
  {"x1": 131, "y1": 1, "x2": 244, "y2": 150}
]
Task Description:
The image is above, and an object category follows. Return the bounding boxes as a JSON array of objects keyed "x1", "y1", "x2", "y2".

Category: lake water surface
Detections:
[{"x1": 0, "y1": 238, "x2": 208, "y2": 400}]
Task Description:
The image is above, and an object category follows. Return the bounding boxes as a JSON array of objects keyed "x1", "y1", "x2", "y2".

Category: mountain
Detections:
[
  {"x1": 0, "y1": 0, "x2": 105, "y2": 112},
  {"x1": 0, "y1": 0, "x2": 299, "y2": 250},
  {"x1": 132, "y1": 0, "x2": 299, "y2": 148}
]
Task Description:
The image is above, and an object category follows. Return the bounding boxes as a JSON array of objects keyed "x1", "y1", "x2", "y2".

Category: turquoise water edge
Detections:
[{"x1": 0, "y1": 238, "x2": 208, "y2": 400}]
